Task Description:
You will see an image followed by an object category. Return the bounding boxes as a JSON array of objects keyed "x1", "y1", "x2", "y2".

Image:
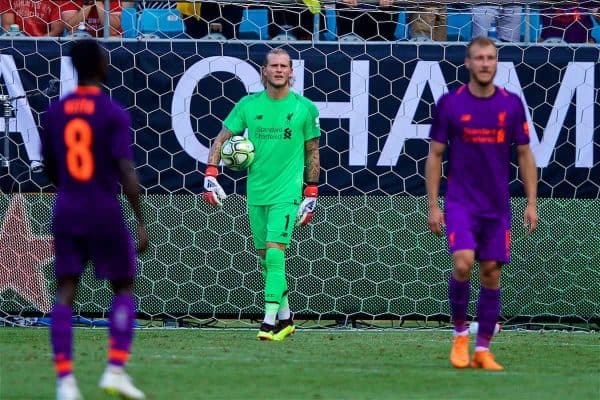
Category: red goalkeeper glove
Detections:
[
  {"x1": 296, "y1": 184, "x2": 318, "y2": 227},
  {"x1": 202, "y1": 165, "x2": 226, "y2": 207}
]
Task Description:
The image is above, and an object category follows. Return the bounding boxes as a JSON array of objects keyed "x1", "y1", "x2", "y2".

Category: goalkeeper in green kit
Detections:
[{"x1": 203, "y1": 48, "x2": 321, "y2": 341}]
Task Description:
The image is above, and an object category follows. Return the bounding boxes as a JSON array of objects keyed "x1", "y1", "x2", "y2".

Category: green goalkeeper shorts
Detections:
[{"x1": 248, "y1": 203, "x2": 299, "y2": 249}]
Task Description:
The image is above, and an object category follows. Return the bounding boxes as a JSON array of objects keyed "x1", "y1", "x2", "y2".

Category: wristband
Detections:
[
  {"x1": 205, "y1": 165, "x2": 218, "y2": 177},
  {"x1": 304, "y1": 184, "x2": 318, "y2": 197}
]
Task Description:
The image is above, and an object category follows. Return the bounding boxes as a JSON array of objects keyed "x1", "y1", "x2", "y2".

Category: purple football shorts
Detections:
[
  {"x1": 54, "y1": 229, "x2": 136, "y2": 280},
  {"x1": 445, "y1": 205, "x2": 511, "y2": 264}
]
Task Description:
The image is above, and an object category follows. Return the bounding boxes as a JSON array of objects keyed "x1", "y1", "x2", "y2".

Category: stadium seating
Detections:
[
  {"x1": 394, "y1": 11, "x2": 408, "y2": 41},
  {"x1": 239, "y1": 9, "x2": 269, "y2": 40},
  {"x1": 321, "y1": 7, "x2": 337, "y2": 41},
  {"x1": 139, "y1": 8, "x2": 186, "y2": 38},
  {"x1": 521, "y1": 8, "x2": 542, "y2": 42},
  {"x1": 272, "y1": 25, "x2": 297, "y2": 41},
  {"x1": 591, "y1": 13, "x2": 600, "y2": 43},
  {"x1": 121, "y1": 7, "x2": 138, "y2": 38},
  {"x1": 447, "y1": 9, "x2": 472, "y2": 41}
]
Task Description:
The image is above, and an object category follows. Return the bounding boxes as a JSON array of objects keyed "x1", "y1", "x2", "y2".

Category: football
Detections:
[{"x1": 220, "y1": 136, "x2": 255, "y2": 171}]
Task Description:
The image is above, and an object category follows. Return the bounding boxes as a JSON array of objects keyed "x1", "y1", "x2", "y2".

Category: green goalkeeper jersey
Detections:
[{"x1": 223, "y1": 90, "x2": 320, "y2": 206}]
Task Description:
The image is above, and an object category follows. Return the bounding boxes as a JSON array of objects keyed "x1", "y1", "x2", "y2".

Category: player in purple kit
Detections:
[
  {"x1": 425, "y1": 37, "x2": 538, "y2": 371},
  {"x1": 40, "y1": 40, "x2": 147, "y2": 400}
]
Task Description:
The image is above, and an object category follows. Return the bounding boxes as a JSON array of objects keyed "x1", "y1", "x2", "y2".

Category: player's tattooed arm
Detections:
[
  {"x1": 304, "y1": 137, "x2": 320, "y2": 185},
  {"x1": 206, "y1": 128, "x2": 233, "y2": 166}
]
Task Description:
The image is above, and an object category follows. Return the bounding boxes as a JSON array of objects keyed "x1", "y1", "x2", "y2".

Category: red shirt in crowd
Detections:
[
  {"x1": 0, "y1": 0, "x2": 61, "y2": 36},
  {"x1": 58, "y1": 0, "x2": 124, "y2": 36}
]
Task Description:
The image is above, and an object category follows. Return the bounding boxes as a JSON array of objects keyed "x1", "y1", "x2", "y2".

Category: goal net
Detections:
[{"x1": 0, "y1": 4, "x2": 598, "y2": 328}]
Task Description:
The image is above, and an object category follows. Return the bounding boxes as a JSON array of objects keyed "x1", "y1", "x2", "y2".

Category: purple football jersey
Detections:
[
  {"x1": 41, "y1": 86, "x2": 133, "y2": 235},
  {"x1": 429, "y1": 84, "x2": 530, "y2": 217}
]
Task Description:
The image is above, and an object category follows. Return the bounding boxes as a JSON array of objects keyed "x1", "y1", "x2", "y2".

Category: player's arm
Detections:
[
  {"x1": 304, "y1": 137, "x2": 320, "y2": 185},
  {"x1": 296, "y1": 137, "x2": 320, "y2": 227},
  {"x1": 203, "y1": 127, "x2": 233, "y2": 207},
  {"x1": 118, "y1": 158, "x2": 148, "y2": 253},
  {"x1": 48, "y1": 20, "x2": 65, "y2": 37},
  {"x1": 39, "y1": 115, "x2": 58, "y2": 185},
  {"x1": 207, "y1": 127, "x2": 233, "y2": 166},
  {"x1": 517, "y1": 144, "x2": 538, "y2": 234},
  {"x1": 112, "y1": 106, "x2": 147, "y2": 251},
  {"x1": 1, "y1": 11, "x2": 15, "y2": 31},
  {"x1": 425, "y1": 139, "x2": 446, "y2": 236},
  {"x1": 41, "y1": 144, "x2": 58, "y2": 185},
  {"x1": 61, "y1": 2, "x2": 95, "y2": 32},
  {"x1": 96, "y1": 1, "x2": 130, "y2": 36}
]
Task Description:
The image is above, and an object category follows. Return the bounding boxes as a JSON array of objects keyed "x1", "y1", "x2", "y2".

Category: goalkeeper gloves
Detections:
[
  {"x1": 296, "y1": 184, "x2": 318, "y2": 227},
  {"x1": 202, "y1": 165, "x2": 226, "y2": 207}
]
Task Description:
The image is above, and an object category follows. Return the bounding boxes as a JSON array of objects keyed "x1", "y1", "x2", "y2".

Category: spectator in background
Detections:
[
  {"x1": 175, "y1": 1, "x2": 204, "y2": 38},
  {"x1": 472, "y1": 4, "x2": 522, "y2": 42},
  {"x1": 139, "y1": 0, "x2": 241, "y2": 39},
  {"x1": 408, "y1": 5, "x2": 447, "y2": 41},
  {"x1": 58, "y1": 0, "x2": 81, "y2": 33},
  {"x1": 61, "y1": 0, "x2": 133, "y2": 37},
  {"x1": 269, "y1": 0, "x2": 324, "y2": 41},
  {"x1": 0, "y1": 0, "x2": 64, "y2": 36},
  {"x1": 336, "y1": 0, "x2": 400, "y2": 41},
  {"x1": 540, "y1": 1, "x2": 600, "y2": 43},
  {"x1": 183, "y1": 2, "x2": 241, "y2": 39}
]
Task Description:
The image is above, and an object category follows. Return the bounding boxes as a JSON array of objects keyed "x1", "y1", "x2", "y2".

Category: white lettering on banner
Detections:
[
  {"x1": 0, "y1": 55, "x2": 77, "y2": 165},
  {"x1": 495, "y1": 61, "x2": 594, "y2": 168},
  {"x1": 0, "y1": 54, "x2": 595, "y2": 169},
  {"x1": 379, "y1": 61, "x2": 595, "y2": 168},
  {"x1": 0, "y1": 55, "x2": 42, "y2": 163},
  {"x1": 59, "y1": 56, "x2": 77, "y2": 98},
  {"x1": 171, "y1": 58, "x2": 368, "y2": 165},
  {"x1": 172, "y1": 57, "x2": 306, "y2": 163},
  {"x1": 313, "y1": 61, "x2": 370, "y2": 166},
  {"x1": 172, "y1": 56, "x2": 269, "y2": 162},
  {"x1": 378, "y1": 61, "x2": 447, "y2": 166}
]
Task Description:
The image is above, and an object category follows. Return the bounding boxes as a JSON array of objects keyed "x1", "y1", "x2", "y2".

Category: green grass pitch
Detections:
[{"x1": 1, "y1": 328, "x2": 598, "y2": 399}]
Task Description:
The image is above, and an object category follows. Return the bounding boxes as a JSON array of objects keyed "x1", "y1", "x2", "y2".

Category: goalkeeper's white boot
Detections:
[
  {"x1": 99, "y1": 366, "x2": 146, "y2": 399},
  {"x1": 56, "y1": 375, "x2": 83, "y2": 400}
]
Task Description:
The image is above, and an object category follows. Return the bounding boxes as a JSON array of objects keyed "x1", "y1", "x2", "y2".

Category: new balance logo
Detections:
[{"x1": 255, "y1": 115, "x2": 263, "y2": 120}]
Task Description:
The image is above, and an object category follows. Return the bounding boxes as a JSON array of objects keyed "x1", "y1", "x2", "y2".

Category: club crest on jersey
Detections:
[{"x1": 286, "y1": 113, "x2": 294, "y2": 122}]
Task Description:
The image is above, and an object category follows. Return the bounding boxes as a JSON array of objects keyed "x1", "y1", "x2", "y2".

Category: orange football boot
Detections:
[
  {"x1": 470, "y1": 350, "x2": 504, "y2": 371},
  {"x1": 450, "y1": 335, "x2": 470, "y2": 368}
]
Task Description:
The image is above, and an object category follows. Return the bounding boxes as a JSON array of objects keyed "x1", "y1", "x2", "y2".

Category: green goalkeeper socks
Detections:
[
  {"x1": 259, "y1": 257, "x2": 267, "y2": 280},
  {"x1": 264, "y1": 248, "x2": 286, "y2": 317}
]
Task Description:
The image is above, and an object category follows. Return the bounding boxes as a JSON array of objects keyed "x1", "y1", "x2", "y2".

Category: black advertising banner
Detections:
[{"x1": 0, "y1": 40, "x2": 598, "y2": 198}]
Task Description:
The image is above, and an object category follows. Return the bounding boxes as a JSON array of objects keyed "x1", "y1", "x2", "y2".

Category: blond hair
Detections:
[{"x1": 466, "y1": 37, "x2": 497, "y2": 58}]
